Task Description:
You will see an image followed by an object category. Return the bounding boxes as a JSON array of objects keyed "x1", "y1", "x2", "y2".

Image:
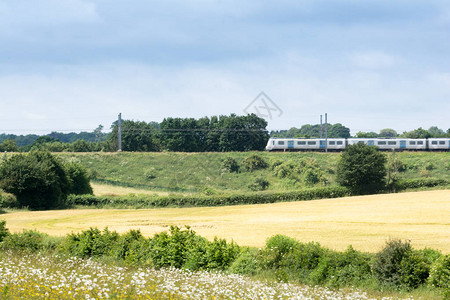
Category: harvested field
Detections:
[{"x1": 2, "y1": 190, "x2": 449, "y2": 253}]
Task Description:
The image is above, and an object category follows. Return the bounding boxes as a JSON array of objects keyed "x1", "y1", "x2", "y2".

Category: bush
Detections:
[
  {"x1": 242, "y1": 154, "x2": 268, "y2": 172},
  {"x1": 61, "y1": 227, "x2": 120, "y2": 258},
  {"x1": 229, "y1": 248, "x2": 259, "y2": 275},
  {"x1": 400, "y1": 251, "x2": 430, "y2": 289},
  {"x1": 372, "y1": 239, "x2": 412, "y2": 288},
  {"x1": 337, "y1": 143, "x2": 387, "y2": 194},
  {"x1": 221, "y1": 157, "x2": 240, "y2": 173},
  {"x1": 0, "y1": 190, "x2": 18, "y2": 208},
  {"x1": 111, "y1": 229, "x2": 145, "y2": 260},
  {"x1": 428, "y1": 254, "x2": 450, "y2": 297},
  {"x1": 0, "y1": 151, "x2": 70, "y2": 210},
  {"x1": 64, "y1": 161, "x2": 93, "y2": 195},
  {"x1": 261, "y1": 235, "x2": 299, "y2": 268},
  {"x1": 394, "y1": 178, "x2": 448, "y2": 191},
  {"x1": 205, "y1": 237, "x2": 240, "y2": 270},
  {"x1": 248, "y1": 177, "x2": 270, "y2": 191},
  {"x1": 0, "y1": 230, "x2": 50, "y2": 252},
  {"x1": 0, "y1": 220, "x2": 9, "y2": 242}
]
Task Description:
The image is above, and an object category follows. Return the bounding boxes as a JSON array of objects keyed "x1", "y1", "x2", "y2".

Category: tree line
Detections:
[{"x1": 0, "y1": 116, "x2": 449, "y2": 153}]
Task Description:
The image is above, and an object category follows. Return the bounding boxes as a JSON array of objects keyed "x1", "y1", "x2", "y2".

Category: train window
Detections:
[
  {"x1": 297, "y1": 141, "x2": 306, "y2": 145},
  {"x1": 431, "y1": 141, "x2": 438, "y2": 145},
  {"x1": 329, "y1": 141, "x2": 335, "y2": 145},
  {"x1": 377, "y1": 141, "x2": 386, "y2": 145},
  {"x1": 307, "y1": 141, "x2": 316, "y2": 145},
  {"x1": 439, "y1": 141, "x2": 445, "y2": 145},
  {"x1": 337, "y1": 141, "x2": 343, "y2": 145},
  {"x1": 409, "y1": 141, "x2": 416, "y2": 145},
  {"x1": 417, "y1": 141, "x2": 423, "y2": 145},
  {"x1": 278, "y1": 141, "x2": 285, "y2": 145},
  {"x1": 388, "y1": 141, "x2": 396, "y2": 145}
]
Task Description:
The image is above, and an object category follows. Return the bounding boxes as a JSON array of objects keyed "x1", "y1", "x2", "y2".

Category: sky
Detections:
[{"x1": 1, "y1": 0, "x2": 449, "y2": 135}]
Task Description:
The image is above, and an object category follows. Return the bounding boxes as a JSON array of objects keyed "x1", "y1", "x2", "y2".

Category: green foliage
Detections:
[
  {"x1": 64, "y1": 161, "x2": 93, "y2": 195},
  {"x1": 111, "y1": 229, "x2": 145, "y2": 260},
  {"x1": 0, "y1": 139, "x2": 19, "y2": 152},
  {"x1": 109, "y1": 120, "x2": 160, "y2": 152},
  {"x1": 248, "y1": 177, "x2": 270, "y2": 191},
  {"x1": 0, "y1": 151, "x2": 70, "y2": 210},
  {"x1": 394, "y1": 178, "x2": 449, "y2": 191},
  {"x1": 0, "y1": 230, "x2": 51, "y2": 252},
  {"x1": 428, "y1": 254, "x2": 450, "y2": 298},
  {"x1": 61, "y1": 227, "x2": 120, "y2": 258},
  {"x1": 271, "y1": 123, "x2": 350, "y2": 138},
  {"x1": 262, "y1": 235, "x2": 299, "y2": 268},
  {"x1": 221, "y1": 157, "x2": 240, "y2": 173},
  {"x1": 242, "y1": 154, "x2": 268, "y2": 171},
  {"x1": 67, "y1": 186, "x2": 350, "y2": 209},
  {"x1": 229, "y1": 248, "x2": 259, "y2": 275},
  {"x1": 337, "y1": 143, "x2": 387, "y2": 194},
  {"x1": 205, "y1": 237, "x2": 240, "y2": 270},
  {"x1": 400, "y1": 251, "x2": 431, "y2": 289},
  {"x1": 372, "y1": 239, "x2": 413, "y2": 288},
  {"x1": 0, "y1": 190, "x2": 18, "y2": 208},
  {"x1": 0, "y1": 220, "x2": 9, "y2": 242}
]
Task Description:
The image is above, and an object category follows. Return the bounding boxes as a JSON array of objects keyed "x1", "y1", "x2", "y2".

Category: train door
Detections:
[
  {"x1": 288, "y1": 140, "x2": 294, "y2": 150},
  {"x1": 368, "y1": 140, "x2": 374, "y2": 146},
  {"x1": 319, "y1": 140, "x2": 326, "y2": 149},
  {"x1": 400, "y1": 140, "x2": 406, "y2": 149}
]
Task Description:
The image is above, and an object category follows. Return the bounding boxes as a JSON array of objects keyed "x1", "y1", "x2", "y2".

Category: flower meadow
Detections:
[{"x1": 0, "y1": 251, "x2": 411, "y2": 300}]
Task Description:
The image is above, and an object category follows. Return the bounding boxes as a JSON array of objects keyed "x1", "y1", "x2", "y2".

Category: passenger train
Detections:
[{"x1": 265, "y1": 138, "x2": 450, "y2": 151}]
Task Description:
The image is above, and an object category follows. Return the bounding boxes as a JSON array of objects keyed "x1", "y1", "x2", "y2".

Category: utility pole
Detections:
[
  {"x1": 325, "y1": 113, "x2": 328, "y2": 153},
  {"x1": 320, "y1": 115, "x2": 323, "y2": 138},
  {"x1": 118, "y1": 113, "x2": 122, "y2": 152}
]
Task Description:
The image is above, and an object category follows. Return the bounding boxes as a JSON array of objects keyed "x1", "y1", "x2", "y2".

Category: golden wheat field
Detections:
[{"x1": 2, "y1": 190, "x2": 449, "y2": 253}]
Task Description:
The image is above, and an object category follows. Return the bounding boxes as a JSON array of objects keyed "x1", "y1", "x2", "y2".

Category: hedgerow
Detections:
[{"x1": 66, "y1": 186, "x2": 351, "y2": 209}]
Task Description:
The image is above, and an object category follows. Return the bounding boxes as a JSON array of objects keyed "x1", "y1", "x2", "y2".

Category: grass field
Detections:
[
  {"x1": 2, "y1": 190, "x2": 449, "y2": 253},
  {"x1": 57, "y1": 151, "x2": 450, "y2": 193}
]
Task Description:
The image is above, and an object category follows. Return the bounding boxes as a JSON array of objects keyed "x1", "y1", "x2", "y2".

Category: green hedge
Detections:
[
  {"x1": 67, "y1": 186, "x2": 351, "y2": 208},
  {"x1": 395, "y1": 178, "x2": 449, "y2": 191}
]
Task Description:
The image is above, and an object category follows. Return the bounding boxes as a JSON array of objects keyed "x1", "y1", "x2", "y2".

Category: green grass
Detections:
[{"x1": 56, "y1": 151, "x2": 449, "y2": 194}]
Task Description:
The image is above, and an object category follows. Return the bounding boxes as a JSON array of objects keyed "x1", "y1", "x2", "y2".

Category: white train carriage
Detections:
[
  {"x1": 428, "y1": 138, "x2": 450, "y2": 150},
  {"x1": 265, "y1": 138, "x2": 346, "y2": 151}
]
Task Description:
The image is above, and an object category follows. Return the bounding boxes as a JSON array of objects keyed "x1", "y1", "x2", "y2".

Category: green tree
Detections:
[
  {"x1": 109, "y1": 120, "x2": 160, "y2": 152},
  {"x1": 0, "y1": 151, "x2": 70, "y2": 210},
  {"x1": 379, "y1": 128, "x2": 398, "y2": 138},
  {"x1": 0, "y1": 139, "x2": 19, "y2": 152},
  {"x1": 337, "y1": 143, "x2": 387, "y2": 194},
  {"x1": 64, "y1": 161, "x2": 93, "y2": 195},
  {"x1": 355, "y1": 131, "x2": 379, "y2": 138},
  {"x1": 401, "y1": 127, "x2": 431, "y2": 139},
  {"x1": 427, "y1": 126, "x2": 445, "y2": 137}
]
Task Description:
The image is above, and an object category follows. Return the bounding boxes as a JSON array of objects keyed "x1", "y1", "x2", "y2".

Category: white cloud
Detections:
[{"x1": 351, "y1": 51, "x2": 397, "y2": 69}]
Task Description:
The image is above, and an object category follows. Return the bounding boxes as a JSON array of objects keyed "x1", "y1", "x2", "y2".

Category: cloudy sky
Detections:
[{"x1": 1, "y1": 0, "x2": 449, "y2": 135}]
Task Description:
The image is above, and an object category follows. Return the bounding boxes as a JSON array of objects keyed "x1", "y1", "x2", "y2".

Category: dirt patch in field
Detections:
[{"x1": 2, "y1": 190, "x2": 449, "y2": 253}]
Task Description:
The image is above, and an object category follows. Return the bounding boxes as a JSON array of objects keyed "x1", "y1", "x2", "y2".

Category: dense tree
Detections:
[
  {"x1": 401, "y1": 127, "x2": 431, "y2": 139},
  {"x1": 0, "y1": 151, "x2": 70, "y2": 209},
  {"x1": 355, "y1": 131, "x2": 379, "y2": 138},
  {"x1": 337, "y1": 143, "x2": 387, "y2": 194},
  {"x1": 0, "y1": 139, "x2": 19, "y2": 152},
  {"x1": 109, "y1": 120, "x2": 160, "y2": 152},
  {"x1": 271, "y1": 123, "x2": 350, "y2": 138},
  {"x1": 379, "y1": 128, "x2": 398, "y2": 138},
  {"x1": 64, "y1": 161, "x2": 93, "y2": 195},
  {"x1": 427, "y1": 126, "x2": 445, "y2": 137}
]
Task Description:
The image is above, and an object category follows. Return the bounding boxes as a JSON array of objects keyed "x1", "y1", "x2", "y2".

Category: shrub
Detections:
[
  {"x1": 0, "y1": 220, "x2": 9, "y2": 242},
  {"x1": 262, "y1": 235, "x2": 299, "y2": 268},
  {"x1": 337, "y1": 143, "x2": 386, "y2": 194},
  {"x1": 61, "y1": 227, "x2": 120, "y2": 258},
  {"x1": 0, "y1": 151, "x2": 70, "y2": 210},
  {"x1": 400, "y1": 251, "x2": 430, "y2": 289},
  {"x1": 0, "y1": 190, "x2": 18, "y2": 208},
  {"x1": 303, "y1": 167, "x2": 326, "y2": 185},
  {"x1": 428, "y1": 254, "x2": 450, "y2": 296},
  {"x1": 64, "y1": 161, "x2": 93, "y2": 195},
  {"x1": 111, "y1": 229, "x2": 145, "y2": 260},
  {"x1": 229, "y1": 248, "x2": 259, "y2": 275},
  {"x1": 372, "y1": 239, "x2": 412, "y2": 288},
  {"x1": 248, "y1": 177, "x2": 270, "y2": 191},
  {"x1": 0, "y1": 230, "x2": 49, "y2": 252},
  {"x1": 242, "y1": 154, "x2": 268, "y2": 172},
  {"x1": 221, "y1": 157, "x2": 240, "y2": 173},
  {"x1": 205, "y1": 237, "x2": 240, "y2": 270}
]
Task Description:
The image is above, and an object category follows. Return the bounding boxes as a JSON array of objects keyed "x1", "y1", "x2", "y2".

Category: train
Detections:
[{"x1": 265, "y1": 137, "x2": 450, "y2": 151}]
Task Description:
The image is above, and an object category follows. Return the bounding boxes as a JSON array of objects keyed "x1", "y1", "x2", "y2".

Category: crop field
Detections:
[{"x1": 3, "y1": 190, "x2": 449, "y2": 253}]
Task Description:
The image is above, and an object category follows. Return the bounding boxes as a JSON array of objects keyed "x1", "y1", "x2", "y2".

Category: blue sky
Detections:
[{"x1": 1, "y1": 0, "x2": 449, "y2": 135}]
